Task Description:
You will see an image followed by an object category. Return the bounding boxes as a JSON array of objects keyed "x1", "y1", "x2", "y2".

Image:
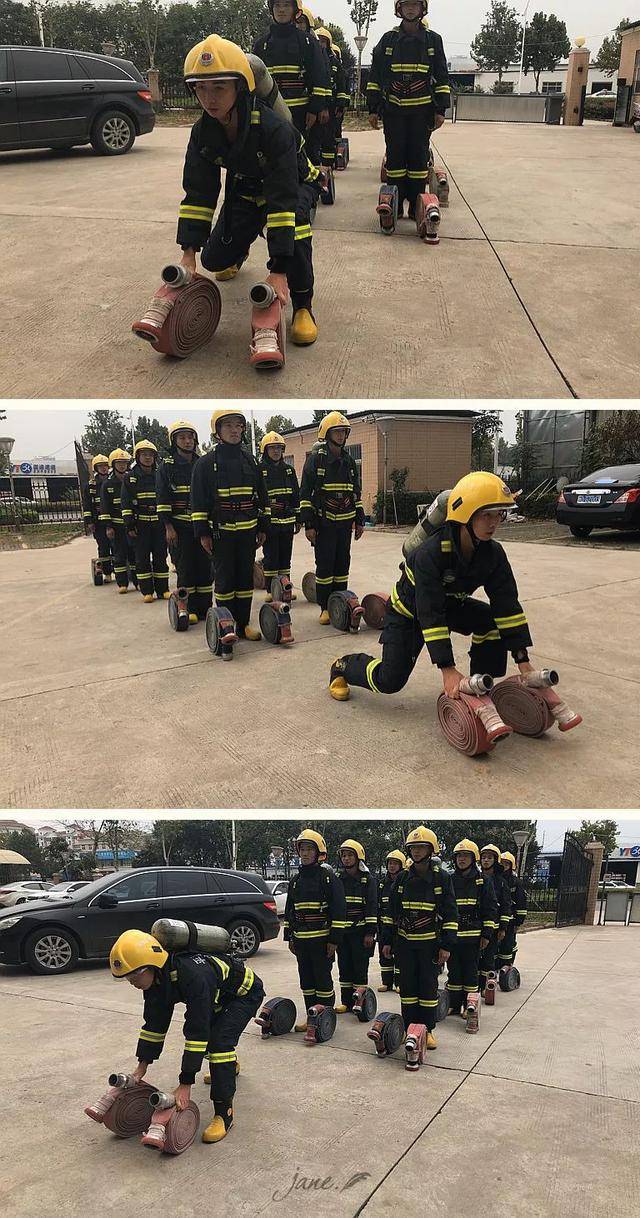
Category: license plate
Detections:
[{"x1": 577, "y1": 494, "x2": 600, "y2": 504}]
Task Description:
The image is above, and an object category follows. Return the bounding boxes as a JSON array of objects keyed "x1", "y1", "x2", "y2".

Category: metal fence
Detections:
[
  {"x1": 527, "y1": 884, "x2": 560, "y2": 914},
  {"x1": 0, "y1": 476, "x2": 83, "y2": 529},
  {"x1": 158, "y1": 77, "x2": 199, "y2": 111},
  {"x1": 556, "y1": 833, "x2": 593, "y2": 927}
]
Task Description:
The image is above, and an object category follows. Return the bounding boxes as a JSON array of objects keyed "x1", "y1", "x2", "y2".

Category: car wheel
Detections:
[
  {"x1": 25, "y1": 928, "x2": 79, "y2": 975},
  {"x1": 570, "y1": 525, "x2": 592, "y2": 538},
  {"x1": 90, "y1": 110, "x2": 135, "y2": 156},
  {"x1": 227, "y1": 919, "x2": 260, "y2": 959}
]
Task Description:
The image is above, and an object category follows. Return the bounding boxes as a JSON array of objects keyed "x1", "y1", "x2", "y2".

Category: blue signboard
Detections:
[{"x1": 95, "y1": 849, "x2": 137, "y2": 861}]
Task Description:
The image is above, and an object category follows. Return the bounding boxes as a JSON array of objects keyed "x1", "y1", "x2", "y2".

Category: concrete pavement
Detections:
[
  {"x1": 1, "y1": 925, "x2": 637, "y2": 1218},
  {"x1": 0, "y1": 530, "x2": 638, "y2": 809},
  {"x1": 1, "y1": 122, "x2": 639, "y2": 397}
]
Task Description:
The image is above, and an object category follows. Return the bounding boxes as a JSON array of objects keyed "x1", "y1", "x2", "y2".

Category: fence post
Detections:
[
  {"x1": 584, "y1": 840, "x2": 604, "y2": 926},
  {"x1": 147, "y1": 68, "x2": 161, "y2": 105}
]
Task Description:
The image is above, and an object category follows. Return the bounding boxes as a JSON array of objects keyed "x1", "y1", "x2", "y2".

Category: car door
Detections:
[
  {"x1": 158, "y1": 869, "x2": 228, "y2": 927},
  {"x1": 13, "y1": 48, "x2": 92, "y2": 144},
  {"x1": 0, "y1": 49, "x2": 19, "y2": 147},
  {"x1": 80, "y1": 871, "x2": 162, "y2": 957}
]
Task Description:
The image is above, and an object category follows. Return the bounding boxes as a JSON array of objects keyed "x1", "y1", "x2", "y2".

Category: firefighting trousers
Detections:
[
  {"x1": 337, "y1": 930, "x2": 371, "y2": 1007},
  {"x1": 341, "y1": 599, "x2": 510, "y2": 694},
  {"x1": 262, "y1": 527, "x2": 295, "y2": 586},
  {"x1": 206, "y1": 980, "x2": 264, "y2": 1113},
  {"x1": 479, "y1": 932, "x2": 499, "y2": 989},
  {"x1": 447, "y1": 937, "x2": 481, "y2": 1009},
  {"x1": 497, "y1": 921, "x2": 518, "y2": 967},
  {"x1": 294, "y1": 939, "x2": 336, "y2": 1010},
  {"x1": 133, "y1": 521, "x2": 168, "y2": 597},
  {"x1": 94, "y1": 523, "x2": 113, "y2": 576},
  {"x1": 314, "y1": 523, "x2": 353, "y2": 610},
  {"x1": 379, "y1": 940, "x2": 400, "y2": 989},
  {"x1": 383, "y1": 106, "x2": 433, "y2": 208},
  {"x1": 200, "y1": 190, "x2": 317, "y2": 312},
  {"x1": 111, "y1": 527, "x2": 137, "y2": 589},
  {"x1": 212, "y1": 531, "x2": 257, "y2": 630},
  {"x1": 396, "y1": 941, "x2": 439, "y2": 1032},
  {"x1": 172, "y1": 523, "x2": 212, "y2": 618},
  {"x1": 321, "y1": 112, "x2": 338, "y2": 166}
]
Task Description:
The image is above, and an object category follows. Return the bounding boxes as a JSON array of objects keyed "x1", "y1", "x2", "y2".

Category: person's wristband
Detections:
[{"x1": 513, "y1": 649, "x2": 529, "y2": 664}]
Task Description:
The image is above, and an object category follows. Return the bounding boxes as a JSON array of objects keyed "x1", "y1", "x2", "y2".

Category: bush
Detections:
[
  {"x1": 0, "y1": 498, "x2": 39, "y2": 524},
  {"x1": 520, "y1": 490, "x2": 558, "y2": 520},
  {"x1": 373, "y1": 489, "x2": 436, "y2": 525},
  {"x1": 584, "y1": 96, "x2": 615, "y2": 121}
]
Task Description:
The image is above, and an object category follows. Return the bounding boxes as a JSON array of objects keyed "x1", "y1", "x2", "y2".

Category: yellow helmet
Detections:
[
  {"x1": 447, "y1": 473, "x2": 516, "y2": 525},
  {"x1": 316, "y1": 26, "x2": 332, "y2": 44},
  {"x1": 501, "y1": 851, "x2": 517, "y2": 871},
  {"x1": 318, "y1": 411, "x2": 351, "y2": 443},
  {"x1": 270, "y1": 0, "x2": 304, "y2": 13},
  {"x1": 91, "y1": 454, "x2": 109, "y2": 471},
  {"x1": 405, "y1": 826, "x2": 439, "y2": 853},
  {"x1": 297, "y1": 5, "x2": 315, "y2": 25},
  {"x1": 481, "y1": 843, "x2": 502, "y2": 862},
  {"x1": 296, "y1": 829, "x2": 326, "y2": 857},
  {"x1": 109, "y1": 929, "x2": 168, "y2": 977},
  {"x1": 386, "y1": 849, "x2": 407, "y2": 868},
  {"x1": 108, "y1": 448, "x2": 131, "y2": 467},
  {"x1": 453, "y1": 838, "x2": 480, "y2": 864},
  {"x1": 395, "y1": 0, "x2": 428, "y2": 15},
  {"x1": 211, "y1": 409, "x2": 247, "y2": 437},
  {"x1": 133, "y1": 440, "x2": 158, "y2": 460},
  {"x1": 260, "y1": 431, "x2": 286, "y2": 454},
  {"x1": 183, "y1": 35, "x2": 255, "y2": 93},
  {"x1": 340, "y1": 839, "x2": 366, "y2": 863},
  {"x1": 331, "y1": 42, "x2": 342, "y2": 57},
  {"x1": 168, "y1": 420, "x2": 199, "y2": 444}
]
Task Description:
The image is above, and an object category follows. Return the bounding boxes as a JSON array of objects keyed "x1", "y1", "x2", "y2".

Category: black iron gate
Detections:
[{"x1": 555, "y1": 833, "x2": 592, "y2": 927}]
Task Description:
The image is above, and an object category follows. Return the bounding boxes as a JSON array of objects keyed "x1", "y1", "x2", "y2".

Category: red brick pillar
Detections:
[{"x1": 584, "y1": 840, "x2": 604, "y2": 925}]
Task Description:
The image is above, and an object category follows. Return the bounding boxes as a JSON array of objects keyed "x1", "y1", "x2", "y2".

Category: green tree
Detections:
[
  {"x1": 523, "y1": 12, "x2": 570, "y2": 92},
  {"x1": 312, "y1": 409, "x2": 333, "y2": 423},
  {"x1": 45, "y1": 835, "x2": 71, "y2": 876},
  {"x1": 0, "y1": 828, "x2": 46, "y2": 876},
  {"x1": 135, "y1": 820, "x2": 234, "y2": 868},
  {"x1": 81, "y1": 410, "x2": 129, "y2": 456},
  {"x1": 133, "y1": 414, "x2": 170, "y2": 453},
  {"x1": 471, "y1": 1, "x2": 521, "y2": 84},
  {"x1": 574, "y1": 819, "x2": 618, "y2": 857},
  {"x1": 0, "y1": 0, "x2": 39, "y2": 42},
  {"x1": 471, "y1": 410, "x2": 502, "y2": 470},
  {"x1": 581, "y1": 410, "x2": 640, "y2": 473},
  {"x1": 263, "y1": 414, "x2": 296, "y2": 436},
  {"x1": 597, "y1": 18, "x2": 632, "y2": 76}
]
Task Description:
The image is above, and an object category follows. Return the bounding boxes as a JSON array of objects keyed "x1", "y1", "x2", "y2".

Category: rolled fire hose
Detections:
[
  {"x1": 437, "y1": 680, "x2": 511, "y2": 757},
  {"x1": 132, "y1": 267, "x2": 222, "y2": 359},
  {"x1": 85, "y1": 1078, "x2": 157, "y2": 1137},
  {"x1": 142, "y1": 1094, "x2": 201, "y2": 1154},
  {"x1": 491, "y1": 673, "x2": 582, "y2": 735}
]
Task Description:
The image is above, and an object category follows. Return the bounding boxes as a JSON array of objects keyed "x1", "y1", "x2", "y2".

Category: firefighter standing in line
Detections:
[
  {"x1": 191, "y1": 410, "x2": 270, "y2": 641},
  {"x1": 283, "y1": 830, "x2": 348, "y2": 1031},
  {"x1": 447, "y1": 839, "x2": 499, "y2": 1017},
  {"x1": 99, "y1": 449, "x2": 136, "y2": 594},
  {"x1": 329, "y1": 472, "x2": 535, "y2": 701},
  {"x1": 314, "y1": 28, "x2": 348, "y2": 171},
  {"x1": 254, "y1": 0, "x2": 331, "y2": 166},
  {"x1": 498, "y1": 852, "x2": 528, "y2": 969},
  {"x1": 377, "y1": 849, "x2": 406, "y2": 993},
  {"x1": 109, "y1": 929, "x2": 264, "y2": 1145},
  {"x1": 177, "y1": 36, "x2": 321, "y2": 347},
  {"x1": 381, "y1": 827, "x2": 457, "y2": 1049},
  {"x1": 335, "y1": 840, "x2": 378, "y2": 1012},
  {"x1": 157, "y1": 421, "x2": 212, "y2": 624},
  {"x1": 121, "y1": 441, "x2": 169, "y2": 604},
  {"x1": 299, "y1": 411, "x2": 365, "y2": 626},
  {"x1": 479, "y1": 843, "x2": 512, "y2": 994},
  {"x1": 259, "y1": 431, "x2": 301, "y2": 601},
  {"x1": 367, "y1": 0, "x2": 450, "y2": 219},
  {"x1": 331, "y1": 42, "x2": 350, "y2": 149},
  {"x1": 84, "y1": 455, "x2": 113, "y2": 582}
]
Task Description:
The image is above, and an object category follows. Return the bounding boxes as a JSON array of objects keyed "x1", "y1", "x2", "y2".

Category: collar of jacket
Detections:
[
  {"x1": 270, "y1": 20, "x2": 297, "y2": 38},
  {"x1": 200, "y1": 91, "x2": 255, "y2": 167}
]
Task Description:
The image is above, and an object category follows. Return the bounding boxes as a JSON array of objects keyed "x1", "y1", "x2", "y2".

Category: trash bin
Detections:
[{"x1": 545, "y1": 93, "x2": 564, "y2": 124}]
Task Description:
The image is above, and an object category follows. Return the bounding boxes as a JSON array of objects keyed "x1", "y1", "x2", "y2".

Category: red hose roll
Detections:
[
  {"x1": 102, "y1": 1084, "x2": 156, "y2": 1137},
  {"x1": 362, "y1": 593, "x2": 389, "y2": 630},
  {"x1": 437, "y1": 693, "x2": 495, "y2": 757},
  {"x1": 132, "y1": 275, "x2": 222, "y2": 359},
  {"x1": 491, "y1": 677, "x2": 555, "y2": 737}
]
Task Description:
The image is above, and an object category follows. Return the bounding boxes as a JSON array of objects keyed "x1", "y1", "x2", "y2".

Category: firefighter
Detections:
[
  {"x1": 447, "y1": 839, "x2": 499, "y2": 1016},
  {"x1": 381, "y1": 827, "x2": 457, "y2": 1047},
  {"x1": 157, "y1": 421, "x2": 211, "y2": 624},
  {"x1": 299, "y1": 411, "x2": 365, "y2": 625},
  {"x1": 329, "y1": 472, "x2": 535, "y2": 701},
  {"x1": 83, "y1": 454, "x2": 113, "y2": 582},
  {"x1": 377, "y1": 849, "x2": 406, "y2": 993},
  {"x1": 177, "y1": 36, "x2": 321, "y2": 348},
  {"x1": 109, "y1": 929, "x2": 264, "y2": 1144},
  {"x1": 259, "y1": 431, "x2": 300, "y2": 601},
  {"x1": 335, "y1": 840, "x2": 378, "y2": 1012},
  {"x1": 367, "y1": 1, "x2": 450, "y2": 219},
  {"x1": 479, "y1": 844, "x2": 512, "y2": 994},
  {"x1": 191, "y1": 410, "x2": 270, "y2": 641},
  {"x1": 121, "y1": 441, "x2": 169, "y2": 604},
  {"x1": 315, "y1": 28, "x2": 347, "y2": 171},
  {"x1": 499, "y1": 852, "x2": 528, "y2": 969},
  {"x1": 332, "y1": 42, "x2": 351, "y2": 148},
  {"x1": 99, "y1": 449, "x2": 136, "y2": 594},
  {"x1": 253, "y1": 0, "x2": 331, "y2": 166},
  {"x1": 283, "y1": 830, "x2": 348, "y2": 1030}
]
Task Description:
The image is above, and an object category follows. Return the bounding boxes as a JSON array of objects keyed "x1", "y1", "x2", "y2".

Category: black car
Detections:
[
  {"x1": 556, "y1": 463, "x2": 640, "y2": 538},
  {"x1": 0, "y1": 45, "x2": 155, "y2": 155},
  {"x1": 0, "y1": 867, "x2": 280, "y2": 975}
]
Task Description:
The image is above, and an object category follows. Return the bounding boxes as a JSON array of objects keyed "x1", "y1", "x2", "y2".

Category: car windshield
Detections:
[{"x1": 581, "y1": 464, "x2": 640, "y2": 484}]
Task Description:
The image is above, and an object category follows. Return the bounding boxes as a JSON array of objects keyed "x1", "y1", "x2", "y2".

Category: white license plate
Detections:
[{"x1": 577, "y1": 494, "x2": 601, "y2": 504}]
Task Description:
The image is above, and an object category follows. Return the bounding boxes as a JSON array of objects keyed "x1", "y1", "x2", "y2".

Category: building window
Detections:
[
  {"x1": 590, "y1": 82, "x2": 610, "y2": 94},
  {"x1": 542, "y1": 82, "x2": 563, "y2": 94},
  {"x1": 345, "y1": 444, "x2": 362, "y2": 479}
]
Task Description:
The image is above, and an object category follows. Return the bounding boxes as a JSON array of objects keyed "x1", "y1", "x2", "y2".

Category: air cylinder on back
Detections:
[{"x1": 151, "y1": 919, "x2": 232, "y2": 954}]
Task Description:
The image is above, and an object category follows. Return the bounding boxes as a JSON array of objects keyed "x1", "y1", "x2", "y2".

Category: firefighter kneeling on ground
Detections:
[
  {"x1": 109, "y1": 929, "x2": 264, "y2": 1144},
  {"x1": 121, "y1": 441, "x2": 169, "y2": 603},
  {"x1": 479, "y1": 843, "x2": 512, "y2": 994},
  {"x1": 381, "y1": 826, "x2": 457, "y2": 1048},
  {"x1": 498, "y1": 851, "x2": 528, "y2": 969},
  {"x1": 177, "y1": 35, "x2": 321, "y2": 349},
  {"x1": 84, "y1": 454, "x2": 113, "y2": 582},
  {"x1": 447, "y1": 839, "x2": 499, "y2": 1016},
  {"x1": 300, "y1": 411, "x2": 365, "y2": 625},
  {"x1": 335, "y1": 840, "x2": 378, "y2": 1012},
  {"x1": 259, "y1": 431, "x2": 301, "y2": 601},
  {"x1": 329, "y1": 472, "x2": 535, "y2": 701},
  {"x1": 378, "y1": 850, "x2": 407, "y2": 992},
  {"x1": 283, "y1": 830, "x2": 348, "y2": 1030},
  {"x1": 191, "y1": 410, "x2": 270, "y2": 642},
  {"x1": 157, "y1": 421, "x2": 212, "y2": 623},
  {"x1": 99, "y1": 449, "x2": 136, "y2": 593}
]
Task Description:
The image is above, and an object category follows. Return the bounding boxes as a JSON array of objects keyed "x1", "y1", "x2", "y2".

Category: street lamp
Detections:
[
  {"x1": 0, "y1": 437, "x2": 17, "y2": 521},
  {"x1": 517, "y1": 0, "x2": 532, "y2": 96},
  {"x1": 512, "y1": 829, "x2": 530, "y2": 875},
  {"x1": 354, "y1": 34, "x2": 368, "y2": 107}
]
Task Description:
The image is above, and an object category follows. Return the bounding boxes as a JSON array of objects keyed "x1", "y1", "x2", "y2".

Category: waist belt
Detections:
[
  {"x1": 293, "y1": 912, "x2": 329, "y2": 929},
  {"x1": 457, "y1": 915, "x2": 482, "y2": 932},
  {"x1": 400, "y1": 913, "x2": 436, "y2": 932},
  {"x1": 219, "y1": 499, "x2": 256, "y2": 513}
]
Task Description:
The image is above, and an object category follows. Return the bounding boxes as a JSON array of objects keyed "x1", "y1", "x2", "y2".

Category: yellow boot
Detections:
[
  {"x1": 189, "y1": 613, "x2": 198, "y2": 625},
  {"x1": 202, "y1": 1109, "x2": 233, "y2": 1144},
  {"x1": 319, "y1": 609, "x2": 331, "y2": 626},
  {"x1": 377, "y1": 985, "x2": 392, "y2": 993},
  {"x1": 426, "y1": 1031, "x2": 437, "y2": 1051},
  {"x1": 295, "y1": 1019, "x2": 308, "y2": 1033},
  {"x1": 239, "y1": 625, "x2": 261, "y2": 641},
  {"x1": 334, "y1": 1004, "x2": 349, "y2": 1014},
  {"x1": 118, "y1": 586, "x2": 128, "y2": 595},
  {"x1": 160, "y1": 591, "x2": 171, "y2": 600},
  {"x1": 329, "y1": 659, "x2": 350, "y2": 701},
  {"x1": 143, "y1": 594, "x2": 154, "y2": 603},
  {"x1": 264, "y1": 592, "x2": 273, "y2": 603},
  {"x1": 291, "y1": 308, "x2": 318, "y2": 346},
  {"x1": 215, "y1": 265, "x2": 239, "y2": 282}
]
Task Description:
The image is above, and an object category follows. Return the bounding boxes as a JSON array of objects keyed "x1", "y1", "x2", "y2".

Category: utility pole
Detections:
[{"x1": 517, "y1": 0, "x2": 532, "y2": 94}]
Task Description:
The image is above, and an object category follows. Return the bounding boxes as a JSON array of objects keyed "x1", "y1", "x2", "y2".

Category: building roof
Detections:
[{"x1": 282, "y1": 409, "x2": 477, "y2": 436}]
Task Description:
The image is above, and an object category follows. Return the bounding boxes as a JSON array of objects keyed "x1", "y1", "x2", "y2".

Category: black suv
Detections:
[
  {"x1": 0, "y1": 45, "x2": 155, "y2": 155},
  {"x1": 0, "y1": 867, "x2": 280, "y2": 975}
]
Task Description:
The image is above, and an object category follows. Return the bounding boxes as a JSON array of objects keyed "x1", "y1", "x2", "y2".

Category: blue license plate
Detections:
[{"x1": 577, "y1": 494, "x2": 601, "y2": 504}]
